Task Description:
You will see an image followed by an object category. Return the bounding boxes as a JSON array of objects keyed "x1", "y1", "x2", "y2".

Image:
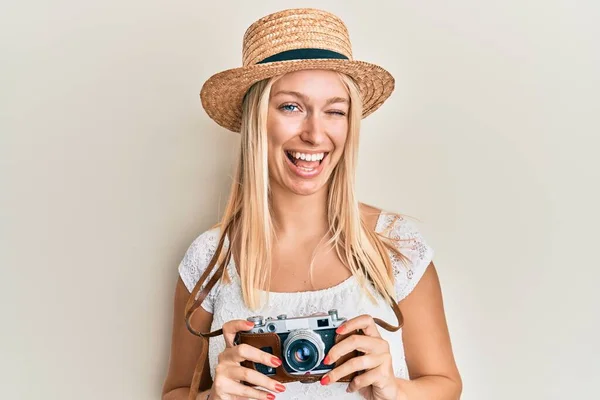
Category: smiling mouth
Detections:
[{"x1": 285, "y1": 151, "x2": 329, "y2": 166}]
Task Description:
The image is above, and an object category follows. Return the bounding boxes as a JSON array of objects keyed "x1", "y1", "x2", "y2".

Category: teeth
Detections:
[{"x1": 288, "y1": 152, "x2": 325, "y2": 161}]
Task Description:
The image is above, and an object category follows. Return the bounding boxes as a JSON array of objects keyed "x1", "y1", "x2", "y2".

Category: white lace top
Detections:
[{"x1": 178, "y1": 212, "x2": 434, "y2": 399}]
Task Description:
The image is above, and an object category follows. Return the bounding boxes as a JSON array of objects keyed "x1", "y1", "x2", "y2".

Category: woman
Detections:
[{"x1": 162, "y1": 8, "x2": 462, "y2": 400}]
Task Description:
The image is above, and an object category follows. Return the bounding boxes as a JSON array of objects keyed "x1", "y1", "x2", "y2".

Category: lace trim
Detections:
[
  {"x1": 376, "y1": 212, "x2": 434, "y2": 301},
  {"x1": 177, "y1": 229, "x2": 225, "y2": 313}
]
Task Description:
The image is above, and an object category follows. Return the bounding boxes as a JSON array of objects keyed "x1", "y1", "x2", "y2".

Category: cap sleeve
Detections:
[
  {"x1": 380, "y1": 214, "x2": 435, "y2": 302},
  {"x1": 177, "y1": 228, "x2": 223, "y2": 313}
]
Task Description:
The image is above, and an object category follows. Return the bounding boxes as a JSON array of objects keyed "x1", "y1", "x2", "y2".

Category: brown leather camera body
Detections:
[{"x1": 234, "y1": 329, "x2": 363, "y2": 384}]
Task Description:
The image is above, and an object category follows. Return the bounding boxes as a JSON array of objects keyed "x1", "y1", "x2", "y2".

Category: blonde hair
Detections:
[{"x1": 207, "y1": 72, "x2": 405, "y2": 310}]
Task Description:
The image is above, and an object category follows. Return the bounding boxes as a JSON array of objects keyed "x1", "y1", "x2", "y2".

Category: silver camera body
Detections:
[{"x1": 246, "y1": 309, "x2": 346, "y2": 376}]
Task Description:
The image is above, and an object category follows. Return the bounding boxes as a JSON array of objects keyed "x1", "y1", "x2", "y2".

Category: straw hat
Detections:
[{"x1": 200, "y1": 8, "x2": 395, "y2": 133}]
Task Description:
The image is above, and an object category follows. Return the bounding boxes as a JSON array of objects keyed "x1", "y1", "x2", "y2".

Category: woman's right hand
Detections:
[{"x1": 208, "y1": 319, "x2": 287, "y2": 400}]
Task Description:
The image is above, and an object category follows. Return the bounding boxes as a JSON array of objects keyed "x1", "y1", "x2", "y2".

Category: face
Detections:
[{"x1": 266, "y1": 69, "x2": 350, "y2": 196}]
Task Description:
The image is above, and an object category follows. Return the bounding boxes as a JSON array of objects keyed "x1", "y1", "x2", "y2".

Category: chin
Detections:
[{"x1": 283, "y1": 178, "x2": 329, "y2": 196}]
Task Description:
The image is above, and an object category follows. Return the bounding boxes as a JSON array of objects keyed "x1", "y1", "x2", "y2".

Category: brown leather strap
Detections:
[
  {"x1": 184, "y1": 226, "x2": 233, "y2": 400},
  {"x1": 185, "y1": 243, "x2": 404, "y2": 337},
  {"x1": 184, "y1": 226, "x2": 231, "y2": 338},
  {"x1": 189, "y1": 338, "x2": 208, "y2": 398},
  {"x1": 375, "y1": 298, "x2": 404, "y2": 332}
]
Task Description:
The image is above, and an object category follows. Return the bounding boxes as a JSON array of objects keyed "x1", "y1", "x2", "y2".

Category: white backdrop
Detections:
[{"x1": 1, "y1": 1, "x2": 599, "y2": 399}]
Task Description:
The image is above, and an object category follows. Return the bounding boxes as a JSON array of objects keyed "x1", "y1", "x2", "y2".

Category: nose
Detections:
[{"x1": 299, "y1": 112, "x2": 326, "y2": 146}]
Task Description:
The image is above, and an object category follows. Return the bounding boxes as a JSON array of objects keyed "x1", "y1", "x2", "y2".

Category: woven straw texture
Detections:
[{"x1": 200, "y1": 8, "x2": 395, "y2": 133}]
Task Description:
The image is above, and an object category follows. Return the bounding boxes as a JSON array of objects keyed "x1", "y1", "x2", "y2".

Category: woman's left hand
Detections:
[{"x1": 319, "y1": 315, "x2": 407, "y2": 400}]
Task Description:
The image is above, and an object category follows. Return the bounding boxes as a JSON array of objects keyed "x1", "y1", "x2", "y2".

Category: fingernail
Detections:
[
  {"x1": 267, "y1": 394, "x2": 276, "y2": 400},
  {"x1": 246, "y1": 321, "x2": 255, "y2": 327},
  {"x1": 320, "y1": 376, "x2": 330, "y2": 385},
  {"x1": 275, "y1": 384, "x2": 286, "y2": 392},
  {"x1": 323, "y1": 355, "x2": 331, "y2": 365},
  {"x1": 271, "y1": 357, "x2": 282, "y2": 367},
  {"x1": 346, "y1": 386, "x2": 353, "y2": 393},
  {"x1": 336, "y1": 325, "x2": 345, "y2": 334}
]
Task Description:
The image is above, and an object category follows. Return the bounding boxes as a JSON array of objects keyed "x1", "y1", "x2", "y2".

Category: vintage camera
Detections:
[{"x1": 243, "y1": 309, "x2": 346, "y2": 376}]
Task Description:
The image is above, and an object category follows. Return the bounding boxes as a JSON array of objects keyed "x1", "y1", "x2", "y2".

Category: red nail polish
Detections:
[
  {"x1": 323, "y1": 355, "x2": 331, "y2": 365},
  {"x1": 246, "y1": 321, "x2": 255, "y2": 327},
  {"x1": 271, "y1": 357, "x2": 282, "y2": 367},
  {"x1": 336, "y1": 325, "x2": 345, "y2": 334},
  {"x1": 320, "y1": 376, "x2": 330, "y2": 385},
  {"x1": 267, "y1": 394, "x2": 276, "y2": 400},
  {"x1": 275, "y1": 384, "x2": 286, "y2": 392}
]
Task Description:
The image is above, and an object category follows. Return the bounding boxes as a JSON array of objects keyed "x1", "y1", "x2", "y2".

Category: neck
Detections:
[{"x1": 269, "y1": 184, "x2": 329, "y2": 237}]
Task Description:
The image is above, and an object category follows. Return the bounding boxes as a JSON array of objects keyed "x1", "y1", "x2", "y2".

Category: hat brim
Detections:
[{"x1": 200, "y1": 59, "x2": 395, "y2": 133}]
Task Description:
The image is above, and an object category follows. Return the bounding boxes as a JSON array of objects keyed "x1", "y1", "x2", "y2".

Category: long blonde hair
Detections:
[{"x1": 209, "y1": 72, "x2": 404, "y2": 310}]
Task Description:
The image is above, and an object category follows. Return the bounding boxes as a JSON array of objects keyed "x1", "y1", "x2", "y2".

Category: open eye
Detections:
[{"x1": 280, "y1": 103, "x2": 300, "y2": 113}]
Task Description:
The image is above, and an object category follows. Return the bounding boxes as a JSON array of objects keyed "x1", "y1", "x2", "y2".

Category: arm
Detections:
[
  {"x1": 396, "y1": 262, "x2": 462, "y2": 399},
  {"x1": 162, "y1": 278, "x2": 214, "y2": 400},
  {"x1": 163, "y1": 388, "x2": 210, "y2": 400}
]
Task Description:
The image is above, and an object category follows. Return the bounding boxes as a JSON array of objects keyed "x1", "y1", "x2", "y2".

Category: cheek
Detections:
[
  {"x1": 267, "y1": 113, "x2": 297, "y2": 149},
  {"x1": 266, "y1": 121, "x2": 285, "y2": 157},
  {"x1": 331, "y1": 123, "x2": 349, "y2": 151}
]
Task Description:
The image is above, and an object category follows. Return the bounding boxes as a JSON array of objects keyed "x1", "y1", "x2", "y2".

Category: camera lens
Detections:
[
  {"x1": 294, "y1": 344, "x2": 310, "y2": 362},
  {"x1": 288, "y1": 340, "x2": 318, "y2": 370},
  {"x1": 282, "y1": 329, "x2": 325, "y2": 372}
]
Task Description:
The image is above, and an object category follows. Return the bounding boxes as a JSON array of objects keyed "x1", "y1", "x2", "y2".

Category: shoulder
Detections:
[
  {"x1": 377, "y1": 211, "x2": 429, "y2": 244},
  {"x1": 177, "y1": 225, "x2": 223, "y2": 294},
  {"x1": 369, "y1": 207, "x2": 436, "y2": 302},
  {"x1": 182, "y1": 226, "x2": 222, "y2": 261},
  {"x1": 359, "y1": 202, "x2": 429, "y2": 242},
  {"x1": 359, "y1": 202, "x2": 384, "y2": 231}
]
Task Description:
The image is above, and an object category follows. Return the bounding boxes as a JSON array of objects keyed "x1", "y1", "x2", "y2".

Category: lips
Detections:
[{"x1": 283, "y1": 150, "x2": 328, "y2": 178}]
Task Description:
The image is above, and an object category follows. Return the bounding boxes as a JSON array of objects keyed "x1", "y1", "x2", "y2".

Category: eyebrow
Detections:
[{"x1": 272, "y1": 90, "x2": 349, "y2": 106}]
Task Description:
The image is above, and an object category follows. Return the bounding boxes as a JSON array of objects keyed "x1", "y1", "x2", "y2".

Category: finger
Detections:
[
  {"x1": 227, "y1": 365, "x2": 287, "y2": 394},
  {"x1": 346, "y1": 367, "x2": 390, "y2": 393},
  {"x1": 325, "y1": 334, "x2": 389, "y2": 365},
  {"x1": 321, "y1": 353, "x2": 387, "y2": 384},
  {"x1": 219, "y1": 343, "x2": 282, "y2": 368},
  {"x1": 222, "y1": 319, "x2": 255, "y2": 347},
  {"x1": 212, "y1": 376, "x2": 276, "y2": 400},
  {"x1": 336, "y1": 314, "x2": 381, "y2": 338}
]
